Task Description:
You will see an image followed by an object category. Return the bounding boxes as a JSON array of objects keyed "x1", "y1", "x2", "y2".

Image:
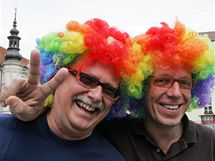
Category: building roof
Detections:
[
  {"x1": 0, "y1": 47, "x2": 7, "y2": 64},
  {"x1": 0, "y1": 46, "x2": 29, "y2": 67},
  {"x1": 199, "y1": 31, "x2": 215, "y2": 41},
  {"x1": 20, "y1": 57, "x2": 30, "y2": 67}
]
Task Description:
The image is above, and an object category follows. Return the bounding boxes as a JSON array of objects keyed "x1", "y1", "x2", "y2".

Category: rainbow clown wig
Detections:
[
  {"x1": 122, "y1": 21, "x2": 215, "y2": 116},
  {"x1": 36, "y1": 18, "x2": 137, "y2": 113}
]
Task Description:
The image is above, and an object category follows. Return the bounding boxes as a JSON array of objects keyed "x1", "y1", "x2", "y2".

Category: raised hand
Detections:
[{"x1": 0, "y1": 50, "x2": 68, "y2": 121}]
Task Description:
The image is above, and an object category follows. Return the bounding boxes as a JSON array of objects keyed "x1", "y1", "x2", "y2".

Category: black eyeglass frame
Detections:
[{"x1": 68, "y1": 69, "x2": 120, "y2": 100}]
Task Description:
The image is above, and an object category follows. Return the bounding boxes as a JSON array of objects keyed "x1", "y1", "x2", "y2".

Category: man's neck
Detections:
[
  {"x1": 144, "y1": 117, "x2": 183, "y2": 154},
  {"x1": 47, "y1": 111, "x2": 92, "y2": 141}
]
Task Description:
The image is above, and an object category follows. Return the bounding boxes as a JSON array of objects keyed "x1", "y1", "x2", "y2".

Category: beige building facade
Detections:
[{"x1": 0, "y1": 11, "x2": 29, "y2": 113}]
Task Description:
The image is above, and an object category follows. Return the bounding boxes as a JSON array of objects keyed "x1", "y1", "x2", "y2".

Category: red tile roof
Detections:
[
  {"x1": 0, "y1": 46, "x2": 7, "y2": 64},
  {"x1": 0, "y1": 46, "x2": 29, "y2": 67}
]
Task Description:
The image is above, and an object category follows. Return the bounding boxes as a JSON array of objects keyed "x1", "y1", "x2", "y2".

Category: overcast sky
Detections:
[{"x1": 1, "y1": 0, "x2": 215, "y2": 59}]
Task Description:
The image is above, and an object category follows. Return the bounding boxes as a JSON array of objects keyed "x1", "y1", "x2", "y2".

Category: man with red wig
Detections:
[{"x1": 0, "y1": 18, "x2": 135, "y2": 161}]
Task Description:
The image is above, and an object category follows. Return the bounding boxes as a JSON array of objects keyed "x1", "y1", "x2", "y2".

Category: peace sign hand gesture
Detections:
[{"x1": 0, "y1": 50, "x2": 68, "y2": 121}]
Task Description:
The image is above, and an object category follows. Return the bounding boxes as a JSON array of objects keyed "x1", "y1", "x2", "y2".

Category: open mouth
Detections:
[
  {"x1": 160, "y1": 104, "x2": 182, "y2": 110},
  {"x1": 75, "y1": 100, "x2": 102, "y2": 113}
]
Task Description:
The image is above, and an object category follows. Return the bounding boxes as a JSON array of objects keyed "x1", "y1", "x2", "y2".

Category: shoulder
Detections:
[
  {"x1": 82, "y1": 131, "x2": 126, "y2": 161},
  {"x1": 0, "y1": 114, "x2": 27, "y2": 138},
  {"x1": 0, "y1": 115, "x2": 18, "y2": 150},
  {"x1": 0, "y1": 114, "x2": 14, "y2": 120},
  {"x1": 190, "y1": 120, "x2": 215, "y2": 133},
  {"x1": 98, "y1": 117, "x2": 133, "y2": 134},
  {"x1": 0, "y1": 114, "x2": 17, "y2": 127},
  {"x1": 97, "y1": 117, "x2": 143, "y2": 141},
  {"x1": 0, "y1": 113, "x2": 42, "y2": 132},
  {"x1": 189, "y1": 120, "x2": 215, "y2": 140}
]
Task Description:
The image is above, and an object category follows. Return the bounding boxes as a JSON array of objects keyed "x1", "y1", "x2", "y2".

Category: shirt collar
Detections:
[{"x1": 132, "y1": 114, "x2": 197, "y2": 144}]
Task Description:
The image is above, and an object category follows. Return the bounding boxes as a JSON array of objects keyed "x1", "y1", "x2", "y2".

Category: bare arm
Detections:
[{"x1": 0, "y1": 50, "x2": 68, "y2": 121}]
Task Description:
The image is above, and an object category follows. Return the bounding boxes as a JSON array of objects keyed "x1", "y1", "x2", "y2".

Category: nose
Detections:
[
  {"x1": 88, "y1": 85, "x2": 103, "y2": 102},
  {"x1": 166, "y1": 82, "x2": 183, "y2": 98}
]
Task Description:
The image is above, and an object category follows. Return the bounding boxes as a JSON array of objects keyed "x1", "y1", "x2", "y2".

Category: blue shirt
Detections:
[{"x1": 0, "y1": 114, "x2": 125, "y2": 161}]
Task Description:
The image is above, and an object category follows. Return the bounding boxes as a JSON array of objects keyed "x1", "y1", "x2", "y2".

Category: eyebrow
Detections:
[
  {"x1": 80, "y1": 71, "x2": 119, "y2": 89},
  {"x1": 153, "y1": 74, "x2": 192, "y2": 79}
]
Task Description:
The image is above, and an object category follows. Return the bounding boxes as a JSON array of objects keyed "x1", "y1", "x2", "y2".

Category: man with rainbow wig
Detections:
[
  {"x1": 100, "y1": 21, "x2": 215, "y2": 161},
  {"x1": 1, "y1": 20, "x2": 215, "y2": 161},
  {"x1": 0, "y1": 18, "x2": 136, "y2": 161}
]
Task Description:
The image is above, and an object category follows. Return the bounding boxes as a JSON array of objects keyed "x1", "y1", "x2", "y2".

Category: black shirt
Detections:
[{"x1": 99, "y1": 115, "x2": 215, "y2": 161}]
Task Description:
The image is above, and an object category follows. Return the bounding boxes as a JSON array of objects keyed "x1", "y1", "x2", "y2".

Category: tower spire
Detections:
[
  {"x1": 13, "y1": 8, "x2": 17, "y2": 28},
  {"x1": 5, "y1": 8, "x2": 22, "y2": 60}
]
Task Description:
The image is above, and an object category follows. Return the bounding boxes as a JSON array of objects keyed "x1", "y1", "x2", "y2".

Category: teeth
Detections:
[
  {"x1": 76, "y1": 101, "x2": 96, "y2": 112},
  {"x1": 161, "y1": 104, "x2": 179, "y2": 110}
]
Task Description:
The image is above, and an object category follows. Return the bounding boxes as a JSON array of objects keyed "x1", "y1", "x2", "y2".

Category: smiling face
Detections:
[
  {"x1": 144, "y1": 66, "x2": 192, "y2": 128},
  {"x1": 47, "y1": 62, "x2": 120, "y2": 140}
]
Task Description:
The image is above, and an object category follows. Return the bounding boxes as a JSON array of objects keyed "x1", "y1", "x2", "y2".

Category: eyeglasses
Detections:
[
  {"x1": 149, "y1": 76, "x2": 193, "y2": 90},
  {"x1": 68, "y1": 69, "x2": 120, "y2": 100}
]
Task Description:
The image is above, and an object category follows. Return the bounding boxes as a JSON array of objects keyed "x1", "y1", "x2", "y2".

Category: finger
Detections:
[
  {"x1": 0, "y1": 95, "x2": 6, "y2": 107},
  {"x1": 28, "y1": 49, "x2": 40, "y2": 85},
  {"x1": 0, "y1": 98, "x2": 7, "y2": 107},
  {"x1": 6, "y1": 96, "x2": 21, "y2": 109},
  {"x1": 0, "y1": 102, "x2": 6, "y2": 108},
  {"x1": 0, "y1": 79, "x2": 26, "y2": 107},
  {"x1": 7, "y1": 96, "x2": 39, "y2": 121},
  {"x1": 0, "y1": 84, "x2": 10, "y2": 101},
  {"x1": 0, "y1": 84, "x2": 13, "y2": 107},
  {"x1": 6, "y1": 96, "x2": 26, "y2": 118},
  {"x1": 3, "y1": 79, "x2": 24, "y2": 98},
  {"x1": 40, "y1": 68, "x2": 68, "y2": 97}
]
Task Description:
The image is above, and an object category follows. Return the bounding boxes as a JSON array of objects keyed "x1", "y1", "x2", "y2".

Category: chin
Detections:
[{"x1": 157, "y1": 117, "x2": 182, "y2": 127}]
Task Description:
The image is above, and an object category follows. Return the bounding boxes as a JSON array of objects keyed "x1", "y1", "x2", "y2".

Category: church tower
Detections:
[
  {"x1": 0, "y1": 9, "x2": 29, "y2": 113},
  {"x1": 5, "y1": 8, "x2": 22, "y2": 60}
]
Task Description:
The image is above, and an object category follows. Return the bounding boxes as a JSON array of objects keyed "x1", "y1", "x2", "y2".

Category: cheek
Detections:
[
  {"x1": 55, "y1": 85, "x2": 72, "y2": 99},
  {"x1": 148, "y1": 86, "x2": 161, "y2": 100},
  {"x1": 103, "y1": 99, "x2": 114, "y2": 111},
  {"x1": 184, "y1": 91, "x2": 192, "y2": 101},
  {"x1": 54, "y1": 86, "x2": 71, "y2": 107},
  {"x1": 53, "y1": 79, "x2": 82, "y2": 106},
  {"x1": 57, "y1": 77, "x2": 82, "y2": 94}
]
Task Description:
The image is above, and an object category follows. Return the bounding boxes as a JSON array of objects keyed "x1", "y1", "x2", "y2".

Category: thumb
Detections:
[
  {"x1": 41, "y1": 68, "x2": 68, "y2": 97},
  {"x1": 6, "y1": 95, "x2": 26, "y2": 114},
  {"x1": 7, "y1": 96, "x2": 41, "y2": 121}
]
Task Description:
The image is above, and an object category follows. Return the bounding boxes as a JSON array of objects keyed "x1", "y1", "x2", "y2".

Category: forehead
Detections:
[{"x1": 153, "y1": 65, "x2": 192, "y2": 78}]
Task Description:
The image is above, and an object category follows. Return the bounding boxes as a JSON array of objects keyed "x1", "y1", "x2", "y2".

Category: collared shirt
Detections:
[{"x1": 99, "y1": 115, "x2": 215, "y2": 161}]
